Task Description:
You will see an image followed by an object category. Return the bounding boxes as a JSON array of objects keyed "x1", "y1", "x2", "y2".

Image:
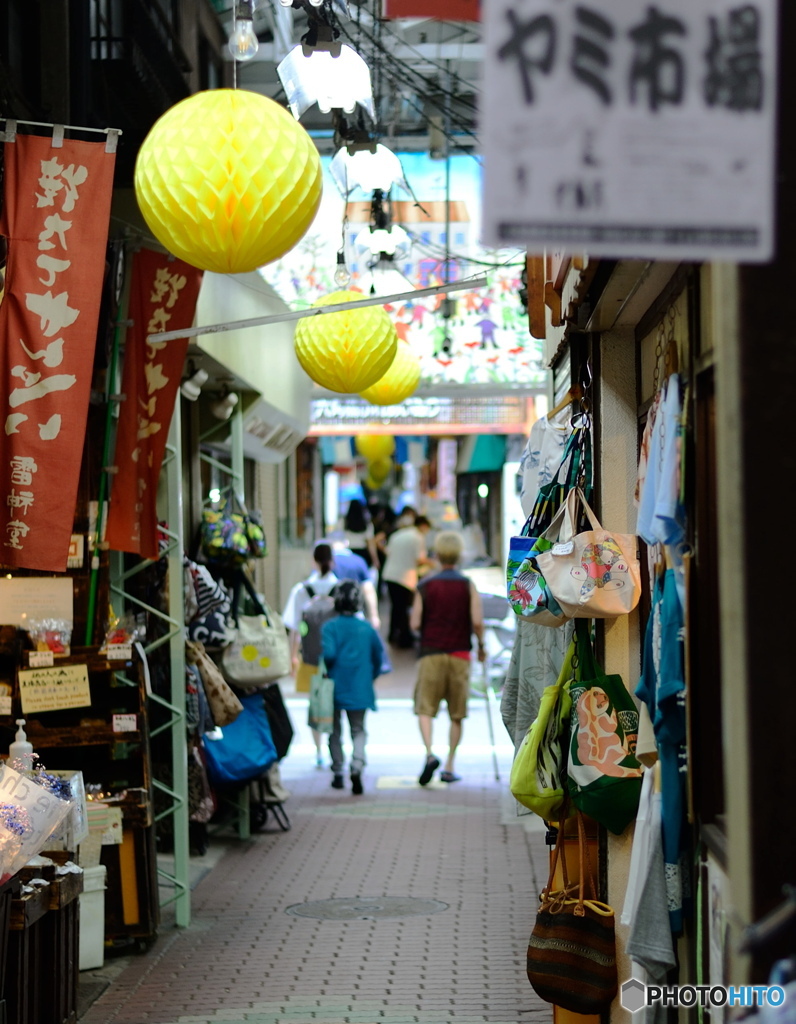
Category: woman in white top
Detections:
[
  {"x1": 342, "y1": 499, "x2": 378, "y2": 568},
  {"x1": 282, "y1": 543, "x2": 339, "y2": 767}
]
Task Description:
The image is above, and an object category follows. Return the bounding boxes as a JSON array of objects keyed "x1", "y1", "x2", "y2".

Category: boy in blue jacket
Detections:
[{"x1": 321, "y1": 580, "x2": 384, "y2": 795}]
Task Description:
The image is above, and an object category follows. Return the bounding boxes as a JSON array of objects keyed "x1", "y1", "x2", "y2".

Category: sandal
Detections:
[
  {"x1": 418, "y1": 756, "x2": 440, "y2": 786},
  {"x1": 439, "y1": 771, "x2": 461, "y2": 783}
]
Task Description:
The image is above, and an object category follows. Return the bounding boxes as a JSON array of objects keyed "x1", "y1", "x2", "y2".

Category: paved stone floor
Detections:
[{"x1": 80, "y1": 616, "x2": 551, "y2": 1024}]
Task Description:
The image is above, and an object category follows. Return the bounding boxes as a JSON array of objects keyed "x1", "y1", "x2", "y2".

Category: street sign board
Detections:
[{"x1": 482, "y1": 0, "x2": 778, "y2": 262}]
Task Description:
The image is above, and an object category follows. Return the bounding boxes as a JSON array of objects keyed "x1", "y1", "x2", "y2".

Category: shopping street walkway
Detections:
[{"x1": 80, "y1": 605, "x2": 552, "y2": 1024}]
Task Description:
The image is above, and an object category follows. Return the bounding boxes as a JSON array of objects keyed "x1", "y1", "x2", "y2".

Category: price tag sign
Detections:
[
  {"x1": 0, "y1": 696, "x2": 12, "y2": 715},
  {"x1": 29, "y1": 650, "x2": 54, "y2": 668},
  {"x1": 106, "y1": 644, "x2": 132, "y2": 661},
  {"x1": 112, "y1": 713, "x2": 137, "y2": 733}
]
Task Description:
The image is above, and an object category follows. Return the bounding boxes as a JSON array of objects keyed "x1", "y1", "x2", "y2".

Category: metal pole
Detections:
[
  {"x1": 165, "y1": 406, "x2": 191, "y2": 926},
  {"x1": 148, "y1": 275, "x2": 489, "y2": 343}
]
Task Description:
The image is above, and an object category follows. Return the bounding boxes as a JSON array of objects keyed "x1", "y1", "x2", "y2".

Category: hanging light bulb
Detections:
[
  {"x1": 229, "y1": 1, "x2": 259, "y2": 61},
  {"x1": 333, "y1": 250, "x2": 350, "y2": 288}
]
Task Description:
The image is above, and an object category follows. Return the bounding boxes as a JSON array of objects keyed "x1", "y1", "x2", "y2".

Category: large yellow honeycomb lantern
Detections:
[
  {"x1": 359, "y1": 340, "x2": 421, "y2": 406},
  {"x1": 355, "y1": 434, "x2": 396, "y2": 460},
  {"x1": 367, "y1": 456, "x2": 393, "y2": 484},
  {"x1": 134, "y1": 89, "x2": 323, "y2": 274},
  {"x1": 295, "y1": 292, "x2": 398, "y2": 393}
]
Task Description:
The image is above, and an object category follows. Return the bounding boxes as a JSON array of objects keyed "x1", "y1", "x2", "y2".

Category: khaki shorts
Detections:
[{"x1": 414, "y1": 654, "x2": 470, "y2": 721}]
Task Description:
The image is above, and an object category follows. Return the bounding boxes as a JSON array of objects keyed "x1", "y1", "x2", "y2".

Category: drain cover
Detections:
[{"x1": 285, "y1": 896, "x2": 449, "y2": 920}]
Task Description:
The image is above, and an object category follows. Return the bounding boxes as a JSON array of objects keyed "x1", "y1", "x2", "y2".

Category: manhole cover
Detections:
[{"x1": 285, "y1": 896, "x2": 449, "y2": 920}]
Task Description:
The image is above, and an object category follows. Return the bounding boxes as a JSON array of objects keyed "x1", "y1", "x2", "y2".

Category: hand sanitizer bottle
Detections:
[{"x1": 8, "y1": 719, "x2": 34, "y2": 772}]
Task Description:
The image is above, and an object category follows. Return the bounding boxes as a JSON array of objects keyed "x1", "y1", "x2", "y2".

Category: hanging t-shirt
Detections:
[
  {"x1": 635, "y1": 568, "x2": 688, "y2": 935},
  {"x1": 517, "y1": 416, "x2": 572, "y2": 518},
  {"x1": 637, "y1": 374, "x2": 684, "y2": 549}
]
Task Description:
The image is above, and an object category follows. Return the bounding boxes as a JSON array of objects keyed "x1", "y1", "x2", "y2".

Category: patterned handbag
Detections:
[
  {"x1": 527, "y1": 805, "x2": 618, "y2": 1014},
  {"x1": 566, "y1": 620, "x2": 643, "y2": 835},
  {"x1": 535, "y1": 488, "x2": 641, "y2": 619},
  {"x1": 507, "y1": 424, "x2": 593, "y2": 627},
  {"x1": 201, "y1": 491, "x2": 267, "y2": 567}
]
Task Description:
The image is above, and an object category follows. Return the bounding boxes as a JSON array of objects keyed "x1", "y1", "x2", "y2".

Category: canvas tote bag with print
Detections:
[{"x1": 535, "y1": 488, "x2": 641, "y2": 619}]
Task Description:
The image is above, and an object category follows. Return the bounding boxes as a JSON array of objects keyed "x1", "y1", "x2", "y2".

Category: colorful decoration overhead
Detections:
[
  {"x1": 355, "y1": 435, "x2": 396, "y2": 460},
  {"x1": 262, "y1": 152, "x2": 546, "y2": 389},
  {"x1": 134, "y1": 89, "x2": 322, "y2": 274},
  {"x1": 367, "y1": 456, "x2": 393, "y2": 484},
  {"x1": 294, "y1": 291, "x2": 398, "y2": 393},
  {"x1": 0, "y1": 132, "x2": 116, "y2": 571},
  {"x1": 359, "y1": 340, "x2": 421, "y2": 406}
]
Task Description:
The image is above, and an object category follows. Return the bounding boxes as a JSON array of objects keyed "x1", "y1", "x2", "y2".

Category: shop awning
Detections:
[{"x1": 456, "y1": 435, "x2": 507, "y2": 473}]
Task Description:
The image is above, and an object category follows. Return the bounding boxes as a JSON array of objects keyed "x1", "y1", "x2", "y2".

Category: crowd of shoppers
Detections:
[{"x1": 281, "y1": 498, "x2": 487, "y2": 792}]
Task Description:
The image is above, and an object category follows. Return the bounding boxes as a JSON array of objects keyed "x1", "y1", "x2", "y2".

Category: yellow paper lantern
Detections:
[
  {"x1": 294, "y1": 292, "x2": 398, "y2": 393},
  {"x1": 134, "y1": 89, "x2": 322, "y2": 274},
  {"x1": 368, "y1": 456, "x2": 393, "y2": 484},
  {"x1": 359, "y1": 340, "x2": 422, "y2": 406},
  {"x1": 363, "y1": 475, "x2": 381, "y2": 491},
  {"x1": 355, "y1": 434, "x2": 396, "y2": 460}
]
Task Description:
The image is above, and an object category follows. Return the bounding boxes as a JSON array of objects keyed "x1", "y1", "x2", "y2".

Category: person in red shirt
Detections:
[{"x1": 409, "y1": 531, "x2": 486, "y2": 785}]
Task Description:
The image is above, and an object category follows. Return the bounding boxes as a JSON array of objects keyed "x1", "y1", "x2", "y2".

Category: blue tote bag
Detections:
[{"x1": 203, "y1": 692, "x2": 278, "y2": 787}]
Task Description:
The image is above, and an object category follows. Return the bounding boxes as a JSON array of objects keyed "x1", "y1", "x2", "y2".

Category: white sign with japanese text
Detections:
[{"x1": 482, "y1": 0, "x2": 777, "y2": 262}]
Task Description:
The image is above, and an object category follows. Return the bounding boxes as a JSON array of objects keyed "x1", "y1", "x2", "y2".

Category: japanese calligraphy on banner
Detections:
[
  {"x1": 0, "y1": 133, "x2": 116, "y2": 570},
  {"x1": 105, "y1": 249, "x2": 202, "y2": 560},
  {"x1": 385, "y1": 0, "x2": 479, "y2": 19},
  {"x1": 482, "y1": 0, "x2": 777, "y2": 262}
]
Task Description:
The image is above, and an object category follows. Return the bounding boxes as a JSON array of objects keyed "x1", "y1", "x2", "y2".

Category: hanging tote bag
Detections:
[
  {"x1": 536, "y1": 488, "x2": 641, "y2": 619},
  {"x1": 186, "y1": 639, "x2": 243, "y2": 728},
  {"x1": 222, "y1": 609, "x2": 291, "y2": 688},
  {"x1": 527, "y1": 805, "x2": 618, "y2": 1014},
  {"x1": 201, "y1": 491, "x2": 268, "y2": 568},
  {"x1": 510, "y1": 639, "x2": 576, "y2": 819},
  {"x1": 202, "y1": 692, "x2": 278, "y2": 787},
  {"x1": 506, "y1": 425, "x2": 593, "y2": 627},
  {"x1": 566, "y1": 621, "x2": 643, "y2": 835},
  {"x1": 507, "y1": 498, "x2": 577, "y2": 627},
  {"x1": 262, "y1": 682, "x2": 295, "y2": 760},
  {"x1": 308, "y1": 660, "x2": 335, "y2": 734},
  {"x1": 222, "y1": 571, "x2": 291, "y2": 688}
]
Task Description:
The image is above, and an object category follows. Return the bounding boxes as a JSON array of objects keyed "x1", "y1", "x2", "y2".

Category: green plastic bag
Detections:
[
  {"x1": 566, "y1": 620, "x2": 643, "y2": 834},
  {"x1": 510, "y1": 639, "x2": 576, "y2": 820},
  {"x1": 308, "y1": 659, "x2": 334, "y2": 735}
]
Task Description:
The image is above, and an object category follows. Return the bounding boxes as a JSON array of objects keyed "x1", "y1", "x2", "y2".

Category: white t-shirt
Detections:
[
  {"x1": 382, "y1": 526, "x2": 426, "y2": 590},
  {"x1": 517, "y1": 416, "x2": 572, "y2": 518},
  {"x1": 344, "y1": 523, "x2": 374, "y2": 551}
]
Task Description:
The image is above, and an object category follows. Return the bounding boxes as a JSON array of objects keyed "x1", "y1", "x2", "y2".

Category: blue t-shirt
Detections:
[{"x1": 332, "y1": 549, "x2": 369, "y2": 584}]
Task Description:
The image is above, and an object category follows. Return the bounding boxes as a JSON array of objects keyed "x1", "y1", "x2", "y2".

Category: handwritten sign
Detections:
[
  {"x1": 482, "y1": 0, "x2": 778, "y2": 261},
  {"x1": 0, "y1": 577, "x2": 73, "y2": 627},
  {"x1": 18, "y1": 664, "x2": 91, "y2": 714}
]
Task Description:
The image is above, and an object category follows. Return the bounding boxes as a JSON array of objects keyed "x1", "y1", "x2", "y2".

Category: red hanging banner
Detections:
[
  {"x1": 105, "y1": 249, "x2": 202, "y2": 560},
  {"x1": 384, "y1": 0, "x2": 479, "y2": 20},
  {"x1": 0, "y1": 132, "x2": 116, "y2": 571}
]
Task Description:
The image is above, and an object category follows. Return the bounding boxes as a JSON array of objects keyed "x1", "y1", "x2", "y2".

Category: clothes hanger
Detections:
[{"x1": 547, "y1": 383, "x2": 583, "y2": 421}]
